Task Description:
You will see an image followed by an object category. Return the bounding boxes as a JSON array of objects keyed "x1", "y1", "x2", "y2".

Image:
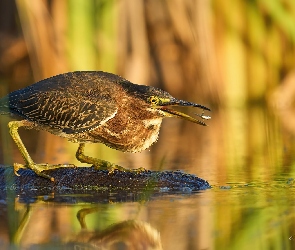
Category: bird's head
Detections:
[{"x1": 125, "y1": 83, "x2": 211, "y2": 126}]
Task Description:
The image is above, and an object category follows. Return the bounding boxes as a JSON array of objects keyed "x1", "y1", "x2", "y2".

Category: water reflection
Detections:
[
  {"x1": 9, "y1": 203, "x2": 163, "y2": 249},
  {"x1": 1, "y1": 106, "x2": 295, "y2": 249},
  {"x1": 72, "y1": 207, "x2": 162, "y2": 249}
]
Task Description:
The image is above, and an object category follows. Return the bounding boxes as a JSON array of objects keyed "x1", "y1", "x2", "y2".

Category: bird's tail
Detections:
[{"x1": 0, "y1": 96, "x2": 10, "y2": 115}]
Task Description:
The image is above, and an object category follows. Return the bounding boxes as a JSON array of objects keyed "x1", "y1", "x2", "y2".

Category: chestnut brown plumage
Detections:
[{"x1": 0, "y1": 71, "x2": 210, "y2": 181}]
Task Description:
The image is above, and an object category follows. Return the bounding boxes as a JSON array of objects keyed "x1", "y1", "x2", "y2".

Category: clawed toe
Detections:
[
  {"x1": 12, "y1": 163, "x2": 77, "y2": 181},
  {"x1": 13, "y1": 163, "x2": 27, "y2": 176}
]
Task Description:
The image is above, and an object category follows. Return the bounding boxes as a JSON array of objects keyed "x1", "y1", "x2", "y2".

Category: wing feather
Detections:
[{"x1": 6, "y1": 72, "x2": 119, "y2": 134}]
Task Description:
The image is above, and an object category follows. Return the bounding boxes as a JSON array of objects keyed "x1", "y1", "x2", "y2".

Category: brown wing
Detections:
[{"x1": 7, "y1": 72, "x2": 118, "y2": 134}]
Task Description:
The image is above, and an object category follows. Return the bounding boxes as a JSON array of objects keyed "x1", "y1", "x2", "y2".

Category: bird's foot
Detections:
[
  {"x1": 76, "y1": 143, "x2": 147, "y2": 173},
  {"x1": 92, "y1": 161, "x2": 147, "y2": 174},
  {"x1": 14, "y1": 163, "x2": 27, "y2": 176},
  {"x1": 13, "y1": 162, "x2": 76, "y2": 181},
  {"x1": 91, "y1": 161, "x2": 122, "y2": 172}
]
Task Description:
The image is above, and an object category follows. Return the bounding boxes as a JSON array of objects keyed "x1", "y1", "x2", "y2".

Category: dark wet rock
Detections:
[{"x1": 0, "y1": 165, "x2": 210, "y2": 203}]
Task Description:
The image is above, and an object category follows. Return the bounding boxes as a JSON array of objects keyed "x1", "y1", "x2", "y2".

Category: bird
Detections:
[{"x1": 0, "y1": 71, "x2": 211, "y2": 181}]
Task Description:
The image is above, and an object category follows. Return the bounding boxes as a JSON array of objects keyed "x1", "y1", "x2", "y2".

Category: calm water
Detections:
[{"x1": 1, "y1": 106, "x2": 295, "y2": 249}]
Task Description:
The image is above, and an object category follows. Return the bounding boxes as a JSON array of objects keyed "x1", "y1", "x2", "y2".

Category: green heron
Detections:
[{"x1": 0, "y1": 71, "x2": 210, "y2": 181}]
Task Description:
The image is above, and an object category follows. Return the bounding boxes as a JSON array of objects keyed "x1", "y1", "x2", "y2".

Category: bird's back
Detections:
[
  {"x1": 6, "y1": 71, "x2": 128, "y2": 100},
  {"x1": 0, "y1": 71, "x2": 130, "y2": 134}
]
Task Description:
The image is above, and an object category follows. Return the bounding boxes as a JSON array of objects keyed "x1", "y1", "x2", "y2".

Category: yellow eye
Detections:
[{"x1": 149, "y1": 96, "x2": 159, "y2": 105}]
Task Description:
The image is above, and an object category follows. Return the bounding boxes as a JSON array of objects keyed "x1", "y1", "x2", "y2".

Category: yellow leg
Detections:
[
  {"x1": 76, "y1": 143, "x2": 119, "y2": 170},
  {"x1": 75, "y1": 143, "x2": 146, "y2": 173},
  {"x1": 8, "y1": 120, "x2": 75, "y2": 181}
]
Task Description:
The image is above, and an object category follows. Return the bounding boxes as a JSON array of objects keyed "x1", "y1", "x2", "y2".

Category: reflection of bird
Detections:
[
  {"x1": 0, "y1": 71, "x2": 210, "y2": 181},
  {"x1": 72, "y1": 220, "x2": 163, "y2": 250},
  {"x1": 71, "y1": 207, "x2": 163, "y2": 250}
]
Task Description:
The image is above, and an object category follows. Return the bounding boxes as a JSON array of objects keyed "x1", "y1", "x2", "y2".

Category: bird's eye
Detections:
[{"x1": 149, "y1": 96, "x2": 159, "y2": 105}]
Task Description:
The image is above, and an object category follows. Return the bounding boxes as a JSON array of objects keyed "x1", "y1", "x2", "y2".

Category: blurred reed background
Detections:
[
  {"x1": 2, "y1": 1, "x2": 295, "y2": 249},
  {"x1": 0, "y1": 0, "x2": 295, "y2": 172}
]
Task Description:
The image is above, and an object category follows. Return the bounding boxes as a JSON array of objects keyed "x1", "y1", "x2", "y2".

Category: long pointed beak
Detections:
[
  {"x1": 158, "y1": 99, "x2": 211, "y2": 126},
  {"x1": 174, "y1": 100, "x2": 211, "y2": 111}
]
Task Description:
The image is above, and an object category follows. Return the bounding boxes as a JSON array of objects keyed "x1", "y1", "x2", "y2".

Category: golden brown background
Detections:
[{"x1": 1, "y1": 1, "x2": 295, "y2": 249}]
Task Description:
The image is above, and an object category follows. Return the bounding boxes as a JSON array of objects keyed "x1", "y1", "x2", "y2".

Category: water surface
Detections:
[{"x1": 1, "y1": 106, "x2": 295, "y2": 249}]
